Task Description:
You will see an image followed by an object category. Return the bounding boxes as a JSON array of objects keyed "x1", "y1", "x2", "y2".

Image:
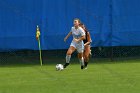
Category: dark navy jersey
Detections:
[{"x1": 83, "y1": 31, "x2": 88, "y2": 44}]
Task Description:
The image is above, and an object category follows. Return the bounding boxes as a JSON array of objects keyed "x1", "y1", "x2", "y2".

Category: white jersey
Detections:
[
  {"x1": 71, "y1": 26, "x2": 85, "y2": 43},
  {"x1": 70, "y1": 26, "x2": 85, "y2": 53}
]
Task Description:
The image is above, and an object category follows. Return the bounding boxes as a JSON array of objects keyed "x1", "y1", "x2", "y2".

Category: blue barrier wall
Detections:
[
  {"x1": 0, "y1": 0, "x2": 140, "y2": 51},
  {"x1": 112, "y1": 0, "x2": 140, "y2": 46}
]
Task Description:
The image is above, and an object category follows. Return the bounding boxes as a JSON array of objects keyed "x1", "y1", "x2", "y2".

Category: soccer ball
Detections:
[{"x1": 56, "y1": 64, "x2": 64, "y2": 71}]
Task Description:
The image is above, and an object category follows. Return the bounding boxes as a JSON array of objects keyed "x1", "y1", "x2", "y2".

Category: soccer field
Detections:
[{"x1": 0, "y1": 60, "x2": 140, "y2": 93}]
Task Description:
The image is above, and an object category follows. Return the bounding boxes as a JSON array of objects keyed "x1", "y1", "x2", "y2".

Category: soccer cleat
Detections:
[
  {"x1": 63, "y1": 63, "x2": 69, "y2": 68},
  {"x1": 81, "y1": 65, "x2": 84, "y2": 69}
]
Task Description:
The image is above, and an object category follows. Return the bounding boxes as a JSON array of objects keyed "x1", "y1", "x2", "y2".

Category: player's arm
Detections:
[
  {"x1": 84, "y1": 32, "x2": 92, "y2": 46},
  {"x1": 74, "y1": 28, "x2": 85, "y2": 42},
  {"x1": 74, "y1": 35, "x2": 85, "y2": 42},
  {"x1": 64, "y1": 31, "x2": 72, "y2": 42}
]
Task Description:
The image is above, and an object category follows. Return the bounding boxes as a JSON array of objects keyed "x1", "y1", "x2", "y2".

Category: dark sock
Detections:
[
  {"x1": 81, "y1": 65, "x2": 84, "y2": 69},
  {"x1": 63, "y1": 63, "x2": 69, "y2": 68},
  {"x1": 84, "y1": 62, "x2": 88, "y2": 67}
]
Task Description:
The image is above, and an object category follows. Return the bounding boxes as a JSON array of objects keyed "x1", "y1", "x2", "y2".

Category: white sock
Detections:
[
  {"x1": 66, "y1": 55, "x2": 71, "y2": 63},
  {"x1": 79, "y1": 57, "x2": 84, "y2": 66}
]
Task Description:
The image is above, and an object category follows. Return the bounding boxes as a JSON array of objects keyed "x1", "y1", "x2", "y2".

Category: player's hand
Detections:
[{"x1": 73, "y1": 38, "x2": 79, "y2": 42}]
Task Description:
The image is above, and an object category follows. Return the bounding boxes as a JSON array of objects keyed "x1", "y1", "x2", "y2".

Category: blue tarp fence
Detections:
[{"x1": 0, "y1": 0, "x2": 140, "y2": 51}]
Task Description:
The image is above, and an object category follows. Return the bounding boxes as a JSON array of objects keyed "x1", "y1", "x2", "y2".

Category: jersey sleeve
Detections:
[
  {"x1": 70, "y1": 27, "x2": 74, "y2": 32},
  {"x1": 79, "y1": 27, "x2": 85, "y2": 36}
]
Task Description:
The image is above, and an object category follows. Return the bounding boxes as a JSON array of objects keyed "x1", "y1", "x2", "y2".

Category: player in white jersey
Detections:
[{"x1": 63, "y1": 18, "x2": 85, "y2": 69}]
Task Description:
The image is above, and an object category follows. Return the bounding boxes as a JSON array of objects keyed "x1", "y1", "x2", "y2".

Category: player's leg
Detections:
[
  {"x1": 84, "y1": 45, "x2": 91, "y2": 68},
  {"x1": 78, "y1": 52, "x2": 84, "y2": 69},
  {"x1": 63, "y1": 46, "x2": 76, "y2": 68},
  {"x1": 77, "y1": 43, "x2": 85, "y2": 69}
]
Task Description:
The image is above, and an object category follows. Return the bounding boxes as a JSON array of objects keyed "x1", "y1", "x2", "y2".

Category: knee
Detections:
[
  {"x1": 78, "y1": 54, "x2": 83, "y2": 59},
  {"x1": 66, "y1": 51, "x2": 72, "y2": 55}
]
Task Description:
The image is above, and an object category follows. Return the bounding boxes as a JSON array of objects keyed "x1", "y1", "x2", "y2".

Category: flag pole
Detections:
[{"x1": 36, "y1": 25, "x2": 43, "y2": 66}]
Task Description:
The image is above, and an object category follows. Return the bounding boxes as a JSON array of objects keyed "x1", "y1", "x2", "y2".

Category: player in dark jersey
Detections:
[{"x1": 79, "y1": 23, "x2": 92, "y2": 69}]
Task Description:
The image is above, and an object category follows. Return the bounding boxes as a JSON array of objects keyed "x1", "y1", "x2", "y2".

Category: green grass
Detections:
[{"x1": 0, "y1": 59, "x2": 140, "y2": 93}]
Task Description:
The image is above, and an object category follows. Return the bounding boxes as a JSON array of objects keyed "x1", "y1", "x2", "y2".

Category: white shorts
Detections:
[{"x1": 70, "y1": 41, "x2": 84, "y2": 53}]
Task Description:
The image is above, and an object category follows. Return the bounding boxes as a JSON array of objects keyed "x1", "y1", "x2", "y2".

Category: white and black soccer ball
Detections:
[{"x1": 56, "y1": 64, "x2": 64, "y2": 71}]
